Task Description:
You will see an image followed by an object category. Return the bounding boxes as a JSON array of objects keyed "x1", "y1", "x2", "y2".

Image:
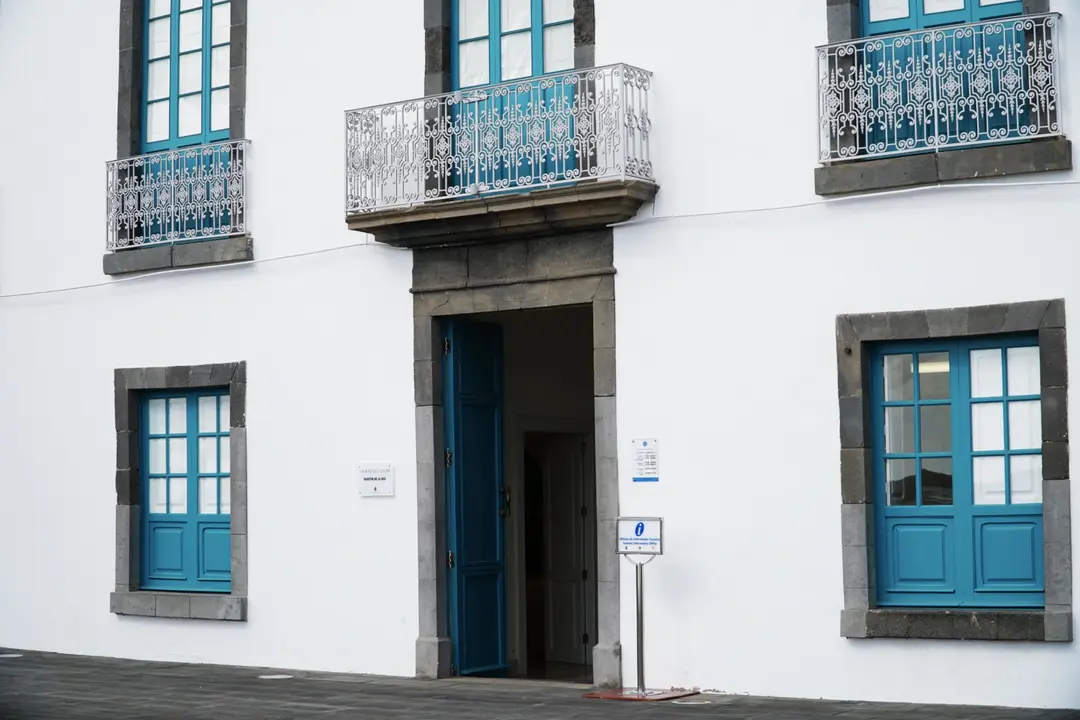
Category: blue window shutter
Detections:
[
  {"x1": 871, "y1": 336, "x2": 1044, "y2": 608},
  {"x1": 141, "y1": 389, "x2": 232, "y2": 593}
]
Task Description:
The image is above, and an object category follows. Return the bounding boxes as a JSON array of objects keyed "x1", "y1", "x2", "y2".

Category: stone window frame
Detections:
[
  {"x1": 111, "y1": 362, "x2": 248, "y2": 621},
  {"x1": 424, "y1": 0, "x2": 595, "y2": 96},
  {"x1": 837, "y1": 299, "x2": 1071, "y2": 642},
  {"x1": 107, "y1": 0, "x2": 252, "y2": 275},
  {"x1": 816, "y1": 0, "x2": 1072, "y2": 197}
]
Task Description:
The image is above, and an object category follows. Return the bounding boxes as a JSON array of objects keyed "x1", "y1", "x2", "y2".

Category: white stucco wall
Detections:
[
  {"x1": 2, "y1": 0, "x2": 1080, "y2": 709},
  {"x1": 603, "y1": 0, "x2": 1080, "y2": 709}
]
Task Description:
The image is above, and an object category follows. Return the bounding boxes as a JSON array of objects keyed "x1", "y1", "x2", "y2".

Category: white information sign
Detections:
[
  {"x1": 617, "y1": 517, "x2": 663, "y2": 555},
  {"x1": 631, "y1": 438, "x2": 659, "y2": 482},
  {"x1": 358, "y1": 463, "x2": 395, "y2": 497}
]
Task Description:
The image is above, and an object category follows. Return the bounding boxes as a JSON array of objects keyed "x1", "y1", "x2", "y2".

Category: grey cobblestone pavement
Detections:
[{"x1": 2, "y1": 648, "x2": 1079, "y2": 719}]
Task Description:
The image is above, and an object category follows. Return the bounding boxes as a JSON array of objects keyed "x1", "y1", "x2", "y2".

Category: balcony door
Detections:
[
  {"x1": 139, "y1": 0, "x2": 235, "y2": 242},
  {"x1": 450, "y1": 0, "x2": 576, "y2": 194},
  {"x1": 860, "y1": 0, "x2": 1026, "y2": 155}
]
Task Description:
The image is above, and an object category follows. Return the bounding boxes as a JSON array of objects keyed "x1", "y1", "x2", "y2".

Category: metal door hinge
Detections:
[
  {"x1": 580, "y1": 504, "x2": 588, "y2": 517},
  {"x1": 581, "y1": 568, "x2": 588, "y2": 580},
  {"x1": 444, "y1": 337, "x2": 451, "y2": 354},
  {"x1": 445, "y1": 449, "x2": 452, "y2": 467},
  {"x1": 447, "y1": 551, "x2": 455, "y2": 568},
  {"x1": 582, "y1": 633, "x2": 589, "y2": 644}
]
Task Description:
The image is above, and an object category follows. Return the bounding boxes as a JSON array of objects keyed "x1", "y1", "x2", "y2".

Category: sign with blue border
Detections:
[{"x1": 631, "y1": 438, "x2": 659, "y2": 482}]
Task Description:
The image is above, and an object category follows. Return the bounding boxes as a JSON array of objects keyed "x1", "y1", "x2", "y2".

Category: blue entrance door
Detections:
[{"x1": 443, "y1": 320, "x2": 509, "y2": 676}]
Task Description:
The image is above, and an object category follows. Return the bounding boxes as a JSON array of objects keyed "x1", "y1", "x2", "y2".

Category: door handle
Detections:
[{"x1": 501, "y1": 486, "x2": 511, "y2": 517}]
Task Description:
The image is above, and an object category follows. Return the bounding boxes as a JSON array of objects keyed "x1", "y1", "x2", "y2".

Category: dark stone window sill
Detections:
[
  {"x1": 110, "y1": 591, "x2": 246, "y2": 621},
  {"x1": 103, "y1": 235, "x2": 253, "y2": 276},
  {"x1": 842, "y1": 608, "x2": 1072, "y2": 642},
  {"x1": 815, "y1": 137, "x2": 1072, "y2": 197},
  {"x1": 345, "y1": 179, "x2": 657, "y2": 248}
]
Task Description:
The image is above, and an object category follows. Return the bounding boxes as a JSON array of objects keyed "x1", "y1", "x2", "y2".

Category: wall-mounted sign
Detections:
[
  {"x1": 631, "y1": 438, "x2": 659, "y2": 482},
  {"x1": 358, "y1": 463, "x2": 395, "y2": 497},
  {"x1": 616, "y1": 517, "x2": 663, "y2": 555}
]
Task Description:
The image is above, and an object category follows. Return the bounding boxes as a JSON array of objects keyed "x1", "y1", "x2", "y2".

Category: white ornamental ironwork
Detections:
[
  {"x1": 817, "y1": 13, "x2": 1061, "y2": 163},
  {"x1": 345, "y1": 63, "x2": 653, "y2": 214},
  {"x1": 106, "y1": 139, "x2": 250, "y2": 250}
]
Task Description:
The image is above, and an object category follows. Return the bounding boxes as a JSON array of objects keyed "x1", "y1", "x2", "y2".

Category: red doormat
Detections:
[{"x1": 583, "y1": 688, "x2": 701, "y2": 702}]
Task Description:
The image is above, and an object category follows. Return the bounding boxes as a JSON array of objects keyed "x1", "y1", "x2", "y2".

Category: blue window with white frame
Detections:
[
  {"x1": 141, "y1": 390, "x2": 232, "y2": 592},
  {"x1": 871, "y1": 336, "x2": 1044, "y2": 608},
  {"x1": 143, "y1": 0, "x2": 232, "y2": 153}
]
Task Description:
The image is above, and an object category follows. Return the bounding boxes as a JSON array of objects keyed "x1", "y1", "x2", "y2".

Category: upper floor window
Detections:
[
  {"x1": 452, "y1": 0, "x2": 574, "y2": 89},
  {"x1": 871, "y1": 336, "x2": 1044, "y2": 608},
  {"x1": 143, "y1": 0, "x2": 232, "y2": 152},
  {"x1": 862, "y1": 0, "x2": 1023, "y2": 35},
  {"x1": 142, "y1": 390, "x2": 232, "y2": 593}
]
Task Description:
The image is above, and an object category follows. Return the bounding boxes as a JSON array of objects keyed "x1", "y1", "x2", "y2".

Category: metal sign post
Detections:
[{"x1": 584, "y1": 518, "x2": 697, "y2": 703}]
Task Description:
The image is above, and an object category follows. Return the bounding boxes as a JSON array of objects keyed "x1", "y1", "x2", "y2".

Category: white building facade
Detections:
[{"x1": 1, "y1": 0, "x2": 1079, "y2": 710}]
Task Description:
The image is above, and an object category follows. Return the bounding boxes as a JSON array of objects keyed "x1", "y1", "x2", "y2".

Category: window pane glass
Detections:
[
  {"x1": 147, "y1": 101, "x2": 170, "y2": 142},
  {"x1": 180, "y1": 0, "x2": 200, "y2": 9},
  {"x1": 211, "y1": 45, "x2": 230, "y2": 87},
  {"x1": 970, "y1": 348, "x2": 1003, "y2": 398},
  {"x1": 200, "y1": 476, "x2": 218, "y2": 514},
  {"x1": 918, "y1": 352, "x2": 950, "y2": 400},
  {"x1": 150, "y1": 0, "x2": 171, "y2": 18},
  {"x1": 149, "y1": 438, "x2": 166, "y2": 474},
  {"x1": 1009, "y1": 400, "x2": 1041, "y2": 450},
  {"x1": 199, "y1": 396, "x2": 218, "y2": 432},
  {"x1": 884, "y1": 354, "x2": 913, "y2": 401},
  {"x1": 219, "y1": 395, "x2": 231, "y2": 431},
  {"x1": 150, "y1": 477, "x2": 167, "y2": 513},
  {"x1": 211, "y1": 88, "x2": 230, "y2": 131},
  {"x1": 148, "y1": 398, "x2": 167, "y2": 434},
  {"x1": 179, "y1": 52, "x2": 202, "y2": 94},
  {"x1": 1011, "y1": 455, "x2": 1043, "y2": 504},
  {"x1": 459, "y1": 39, "x2": 489, "y2": 87},
  {"x1": 212, "y1": 2, "x2": 231, "y2": 45},
  {"x1": 920, "y1": 405, "x2": 951, "y2": 453},
  {"x1": 972, "y1": 402, "x2": 1004, "y2": 451},
  {"x1": 501, "y1": 32, "x2": 532, "y2": 81},
  {"x1": 887, "y1": 458, "x2": 916, "y2": 506},
  {"x1": 981, "y1": 0, "x2": 1015, "y2": 4},
  {"x1": 221, "y1": 436, "x2": 231, "y2": 473},
  {"x1": 1007, "y1": 346, "x2": 1040, "y2": 397},
  {"x1": 169, "y1": 476, "x2": 187, "y2": 514},
  {"x1": 149, "y1": 18, "x2": 171, "y2": 59},
  {"x1": 924, "y1": 0, "x2": 964, "y2": 12},
  {"x1": 543, "y1": 24, "x2": 573, "y2": 73},
  {"x1": 169, "y1": 437, "x2": 187, "y2": 473},
  {"x1": 502, "y1": 0, "x2": 531, "y2": 31},
  {"x1": 543, "y1": 0, "x2": 574, "y2": 22},
  {"x1": 461, "y1": 0, "x2": 489, "y2": 38},
  {"x1": 220, "y1": 477, "x2": 231, "y2": 514},
  {"x1": 199, "y1": 437, "x2": 218, "y2": 473},
  {"x1": 179, "y1": 9, "x2": 203, "y2": 51},
  {"x1": 974, "y1": 455, "x2": 1006, "y2": 505},
  {"x1": 921, "y1": 457, "x2": 953, "y2": 505},
  {"x1": 168, "y1": 397, "x2": 187, "y2": 434},
  {"x1": 868, "y1": 0, "x2": 909, "y2": 22},
  {"x1": 148, "y1": 59, "x2": 170, "y2": 101},
  {"x1": 885, "y1": 406, "x2": 914, "y2": 454},
  {"x1": 179, "y1": 93, "x2": 201, "y2": 136}
]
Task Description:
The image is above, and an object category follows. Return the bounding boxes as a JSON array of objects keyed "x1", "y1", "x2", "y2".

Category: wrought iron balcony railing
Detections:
[
  {"x1": 817, "y1": 13, "x2": 1061, "y2": 163},
  {"x1": 106, "y1": 139, "x2": 250, "y2": 251},
  {"x1": 345, "y1": 63, "x2": 653, "y2": 214}
]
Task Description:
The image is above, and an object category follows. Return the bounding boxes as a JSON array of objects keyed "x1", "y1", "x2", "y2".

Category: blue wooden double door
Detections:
[
  {"x1": 450, "y1": 0, "x2": 577, "y2": 194},
  {"x1": 871, "y1": 337, "x2": 1044, "y2": 608},
  {"x1": 443, "y1": 320, "x2": 510, "y2": 675},
  {"x1": 861, "y1": 0, "x2": 1028, "y2": 154}
]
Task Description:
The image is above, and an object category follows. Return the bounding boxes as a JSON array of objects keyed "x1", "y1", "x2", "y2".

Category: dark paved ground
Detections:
[{"x1": 1, "y1": 648, "x2": 1079, "y2": 719}]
